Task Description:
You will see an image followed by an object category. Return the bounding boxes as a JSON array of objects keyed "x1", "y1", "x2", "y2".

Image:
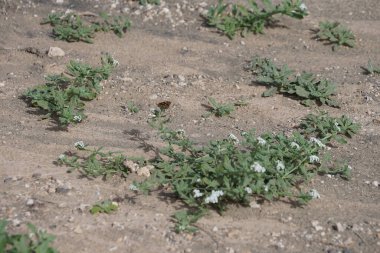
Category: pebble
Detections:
[
  {"x1": 26, "y1": 198, "x2": 34, "y2": 206},
  {"x1": 48, "y1": 47, "x2": 65, "y2": 57},
  {"x1": 0, "y1": 81, "x2": 5, "y2": 87},
  {"x1": 149, "y1": 94, "x2": 158, "y2": 100},
  {"x1": 311, "y1": 220, "x2": 324, "y2": 231},
  {"x1": 333, "y1": 222, "x2": 345, "y2": 232},
  {"x1": 74, "y1": 225, "x2": 83, "y2": 234},
  {"x1": 373, "y1": 181, "x2": 379, "y2": 187},
  {"x1": 12, "y1": 219, "x2": 21, "y2": 226}
]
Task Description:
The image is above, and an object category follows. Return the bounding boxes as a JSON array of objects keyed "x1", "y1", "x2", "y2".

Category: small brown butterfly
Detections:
[{"x1": 157, "y1": 101, "x2": 172, "y2": 110}]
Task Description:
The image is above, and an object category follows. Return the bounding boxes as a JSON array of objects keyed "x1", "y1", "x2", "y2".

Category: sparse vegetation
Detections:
[
  {"x1": 315, "y1": 21, "x2": 355, "y2": 50},
  {"x1": 204, "y1": 97, "x2": 235, "y2": 117},
  {"x1": 90, "y1": 200, "x2": 119, "y2": 214},
  {"x1": 249, "y1": 57, "x2": 339, "y2": 107},
  {"x1": 361, "y1": 60, "x2": 380, "y2": 75},
  {"x1": 206, "y1": 0, "x2": 308, "y2": 39}
]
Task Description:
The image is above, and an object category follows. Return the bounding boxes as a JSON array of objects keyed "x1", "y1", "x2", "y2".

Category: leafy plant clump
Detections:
[
  {"x1": 250, "y1": 57, "x2": 339, "y2": 107},
  {"x1": 315, "y1": 21, "x2": 355, "y2": 50},
  {"x1": 361, "y1": 60, "x2": 380, "y2": 75},
  {"x1": 138, "y1": 0, "x2": 160, "y2": 5},
  {"x1": 204, "y1": 97, "x2": 235, "y2": 117},
  {"x1": 299, "y1": 112, "x2": 360, "y2": 144},
  {"x1": 57, "y1": 142, "x2": 128, "y2": 178},
  {"x1": 90, "y1": 200, "x2": 118, "y2": 214},
  {"x1": 206, "y1": 0, "x2": 308, "y2": 39},
  {"x1": 133, "y1": 125, "x2": 344, "y2": 231},
  {"x1": 41, "y1": 12, "x2": 131, "y2": 43},
  {"x1": 23, "y1": 54, "x2": 117, "y2": 127},
  {"x1": 0, "y1": 219, "x2": 59, "y2": 253}
]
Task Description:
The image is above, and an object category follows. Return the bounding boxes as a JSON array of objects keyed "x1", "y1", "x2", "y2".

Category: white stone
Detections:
[{"x1": 48, "y1": 47, "x2": 65, "y2": 57}]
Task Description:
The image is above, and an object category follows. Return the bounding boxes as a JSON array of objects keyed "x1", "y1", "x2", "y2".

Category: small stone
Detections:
[
  {"x1": 32, "y1": 173, "x2": 42, "y2": 179},
  {"x1": 56, "y1": 186, "x2": 70, "y2": 194},
  {"x1": 249, "y1": 201, "x2": 261, "y2": 209},
  {"x1": 333, "y1": 222, "x2": 345, "y2": 232},
  {"x1": 178, "y1": 75, "x2": 186, "y2": 82},
  {"x1": 184, "y1": 248, "x2": 192, "y2": 253},
  {"x1": 0, "y1": 82, "x2": 5, "y2": 87},
  {"x1": 74, "y1": 225, "x2": 83, "y2": 234},
  {"x1": 26, "y1": 198, "x2": 35, "y2": 206},
  {"x1": 311, "y1": 220, "x2": 324, "y2": 231},
  {"x1": 56, "y1": 0, "x2": 64, "y2": 4},
  {"x1": 58, "y1": 202, "x2": 67, "y2": 208},
  {"x1": 343, "y1": 237, "x2": 354, "y2": 246},
  {"x1": 372, "y1": 181, "x2": 379, "y2": 187},
  {"x1": 149, "y1": 94, "x2": 158, "y2": 100},
  {"x1": 123, "y1": 160, "x2": 139, "y2": 173},
  {"x1": 48, "y1": 47, "x2": 65, "y2": 57},
  {"x1": 12, "y1": 219, "x2": 21, "y2": 227},
  {"x1": 212, "y1": 226, "x2": 218, "y2": 232},
  {"x1": 240, "y1": 41, "x2": 246, "y2": 45},
  {"x1": 137, "y1": 165, "x2": 154, "y2": 177}
]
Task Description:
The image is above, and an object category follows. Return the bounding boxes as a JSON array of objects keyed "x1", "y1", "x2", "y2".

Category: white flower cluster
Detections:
[
  {"x1": 308, "y1": 189, "x2": 320, "y2": 199},
  {"x1": 309, "y1": 155, "x2": 320, "y2": 163},
  {"x1": 276, "y1": 160, "x2": 285, "y2": 171},
  {"x1": 299, "y1": 3, "x2": 307, "y2": 12},
  {"x1": 228, "y1": 133, "x2": 240, "y2": 144},
  {"x1": 334, "y1": 121, "x2": 341, "y2": 132},
  {"x1": 310, "y1": 137, "x2": 326, "y2": 148},
  {"x1": 257, "y1": 137, "x2": 267, "y2": 145},
  {"x1": 245, "y1": 187, "x2": 252, "y2": 194},
  {"x1": 251, "y1": 162, "x2": 266, "y2": 173},
  {"x1": 58, "y1": 154, "x2": 66, "y2": 160},
  {"x1": 73, "y1": 115, "x2": 82, "y2": 122},
  {"x1": 74, "y1": 141, "x2": 85, "y2": 150},
  {"x1": 205, "y1": 190, "x2": 224, "y2": 204},
  {"x1": 290, "y1": 142, "x2": 300, "y2": 149},
  {"x1": 193, "y1": 189, "x2": 203, "y2": 198}
]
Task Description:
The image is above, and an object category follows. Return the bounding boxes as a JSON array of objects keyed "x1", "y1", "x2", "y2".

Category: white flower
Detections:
[
  {"x1": 276, "y1": 160, "x2": 285, "y2": 171},
  {"x1": 257, "y1": 137, "x2": 266, "y2": 145},
  {"x1": 264, "y1": 185, "x2": 269, "y2": 192},
  {"x1": 193, "y1": 189, "x2": 203, "y2": 198},
  {"x1": 73, "y1": 115, "x2": 82, "y2": 122},
  {"x1": 309, "y1": 155, "x2": 320, "y2": 163},
  {"x1": 310, "y1": 137, "x2": 326, "y2": 148},
  {"x1": 308, "y1": 189, "x2": 320, "y2": 199},
  {"x1": 290, "y1": 142, "x2": 300, "y2": 149},
  {"x1": 245, "y1": 187, "x2": 252, "y2": 194},
  {"x1": 299, "y1": 3, "x2": 307, "y2": 11},
  {"x1": 228, "y1": 133, "x2": 240, "y2": 144},
  {"x1": 334, "y1": 121, "x2": 341, "y2": 132},
  {"x1": 205, "y1": 190, "x2": 224, "y2": 204},
  {"x1": 129, "y1": 184, "x2": 138, "y2": 191},
  {"x1": 196, "y1": 178, "x2": 201, "y2": 183},
  {"x1": 74, "y1": 141, "x2": 85, "y2": 150},
  {"x1": 58, "y1": 154, "x2": 66, "y2": 160},
  {"x1": 251, "y1": 162, "x2": 266, "y2": 173},
  {"x1": 348, "y1": 165, "x2": 352, "y2": 170}
]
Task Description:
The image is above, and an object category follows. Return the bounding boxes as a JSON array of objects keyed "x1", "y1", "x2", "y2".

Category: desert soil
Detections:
[{"x1": 0, "y1": 0, "x2": 379, "y2": 252}]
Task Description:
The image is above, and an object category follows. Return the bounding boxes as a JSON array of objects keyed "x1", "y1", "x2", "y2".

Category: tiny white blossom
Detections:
[
  {"x1": 58, "y1": 154, "x2": 66, "y2": 160},
  {"x1": 196, "y1": 178, "x2": 201, "y2": 183},
  {"x1": 308, "y1": 189, "x2": 320, "y2": 199},
  {"x1": 73, "y1": 115, "x2": 82, "y2": 122},
  {"x1": 309, "y1": 155, "x2": 320, "y2": 163},
  {"x1": 129, "y1": 184, "x2": 138, "y2": 191},
  {"x1": 251, "y1": 162, "x2": 266, "y2": 173},
  {"x1": 193, "y1": 189, "x2": 203, "y2": 198},
  {"x1": 228, "y1": 133, "x2": 240, "y2": 144},
  {"x1": 245, "y1": 187, "x2": 252, "y2": 194},
  {"x1": 290, "y1": 142, "x2": 300, "y2": 149},
  {"x1": 334, "y1": 121, "x2": 341, "y2": 132},
  {"x1": 348, "y1": 165, "x2": 352, "y2": 170},
  {"x1": 205, "y1": 190, "x2": 224, "y2": 204},
  {"x1": 264, "y1": 185, "x2": 269, "y2": 192},
  {"x1": 276, "y1": 160, "x2": 285, "y2": 171},
  {"x1": 74, "y1": 141, "x2": 85, "y2": 150},
  {"x1": 257, "y1": 137, "x2": 266, "y2": 145},
  {"x1": 310, "y1": 137, "x2": 326, "y2": 148},
  {"x1": 299, "y1": 3, "x2": 307, "y2": 11}
]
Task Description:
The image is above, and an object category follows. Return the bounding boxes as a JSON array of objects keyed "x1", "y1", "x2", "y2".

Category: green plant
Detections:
[
  {"x1": 361, "y1": 60, "x2": 380, "y2": 75},
  {"x1": 57, "y1": 142, "x2": 128, "y2": 178},
  {"x1": 0, "y1": 219, "x2": 59, "y2": 253},
  {"x1": 206, "y1": 0, "x2": 308, "y2": 39},
  {"x1": 23, "y1": 54, "x2": 117, "y2": 127},
  {"x1": 133, "y1": 124, "x2": 341, "y2": 231},
  {"x1": 204, "y1": 97, "x2": 235, "y2": 117},
  {"x1": 90, "y1": 200, "x2": 118, "y2": 214},
  {"x1": 41, "y1": 12, "x2": 131, "y2": 43},
  {"x1": 173, "y1": 210, "x2": 205, "y2": 233},
  {"x1": 126, "y1": 101, "x2": 140, "y2": 114},
  {"x1": 299, "y1": 111, "x2": 360, "y2": 144},
  {"x1": 315, "y1": 21, "x2": 355, "y2": 50},
  {"x1": 138, "y1": 0, "x2": 160, "y2": 5},
  {"x1": 250, "y1": 57, "x2": 339, "y2": 107}
]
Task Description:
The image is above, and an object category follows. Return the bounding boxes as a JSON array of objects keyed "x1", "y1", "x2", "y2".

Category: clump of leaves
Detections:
[
  {"x1": 250, "y1": 57, "x2": 339, "y2": 107},
  {"x1": 90, "y1": 200, "x2": 118, "y2": 214},
  {"x1": 126, "y1": 101, "x2": 140, "y2": 114},
  {"x1": 134, "y1": 125, "x2": 336, "y2": 231},
  {"x1": 0, "y1": 219, "x2": 59, "y2": 253},
  {"x1": 299, "y1": 111, "x2": 360, "y2": 144},
  {"x1": 138, "y1": 0, "x2": 160, "y2": 5},
  {"x1": 361, "y1": 60, "x2": 380, "y2": 75},
  {"x1": 173, "y1": 210, "x2": 205, "y2": 233},
  {"x1": 204, "y1": 97, "x2": 235, "y2": 117},
  {"x1": 41, "y1": 12, "x2": 131, "y2": 43},
  {"x1": 23, "y1": 54, "x2": 117, "y2": 127},
  {"x1": 57, "y1": 143, "x2": 128, "y2": 178},
  {"x1": 206, "y1": 0, "x2": 308, "y2": 39},
  {"x1": 315, "y1": 21, "x2": 355, "y2": 50}
]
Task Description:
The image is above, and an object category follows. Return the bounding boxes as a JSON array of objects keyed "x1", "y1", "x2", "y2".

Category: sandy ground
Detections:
[{"x1": 0, "y1": 0, "x2": 379, "y2": 252}]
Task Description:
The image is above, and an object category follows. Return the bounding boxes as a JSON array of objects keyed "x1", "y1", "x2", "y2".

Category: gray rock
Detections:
[{"x1": 48, "y1": 47, "x2": 65, "y2": 57}]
